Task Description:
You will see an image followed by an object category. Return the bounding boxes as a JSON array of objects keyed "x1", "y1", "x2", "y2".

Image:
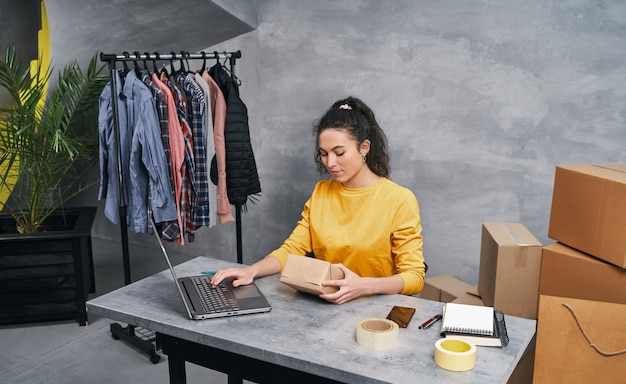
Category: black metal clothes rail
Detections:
[{"x1": 99, "y1": 50, "x2": 246, "y2": 367}]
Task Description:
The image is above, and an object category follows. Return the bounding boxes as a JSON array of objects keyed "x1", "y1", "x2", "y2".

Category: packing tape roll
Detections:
[
  {"x1": 356, "y1": 318, "x2": 399, "y2": 351},
  {"x1": 433, "y1": 338, "x2": 477, "y2": 371}
]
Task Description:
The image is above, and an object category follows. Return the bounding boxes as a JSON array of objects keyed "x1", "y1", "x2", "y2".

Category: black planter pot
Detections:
[{"x1": 0, "y1": 206, "x2": 97, "y2": 326}]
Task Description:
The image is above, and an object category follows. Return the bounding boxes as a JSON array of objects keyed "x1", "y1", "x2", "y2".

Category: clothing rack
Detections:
[{"x1": 99, "y1": 50, "x2": 246, "y2": 369}]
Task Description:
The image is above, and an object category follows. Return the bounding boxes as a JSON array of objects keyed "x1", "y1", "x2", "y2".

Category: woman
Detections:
[{"x1": 212, "y1": 96, "x2": 425, "y2": 304}]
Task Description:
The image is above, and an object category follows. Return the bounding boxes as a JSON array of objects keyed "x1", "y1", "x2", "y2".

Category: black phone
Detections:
[{"x1": 386, "y1": 305, "x2": 416, "y2": 328}]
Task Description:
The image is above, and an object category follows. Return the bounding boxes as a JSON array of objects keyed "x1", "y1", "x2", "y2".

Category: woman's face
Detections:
[{"x1": 318, "y1": 128, "x2": 370, "y2": 188}]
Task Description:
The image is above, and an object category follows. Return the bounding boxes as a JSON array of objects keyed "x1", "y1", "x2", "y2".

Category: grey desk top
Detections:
[{"x1": 87, "y1": 256, "x2": 536, "y2": 384}]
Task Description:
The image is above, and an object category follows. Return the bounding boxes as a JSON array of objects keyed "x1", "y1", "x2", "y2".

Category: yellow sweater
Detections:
[{"x1": 270, "y1": 178, "x2": 425, "y2": 295}]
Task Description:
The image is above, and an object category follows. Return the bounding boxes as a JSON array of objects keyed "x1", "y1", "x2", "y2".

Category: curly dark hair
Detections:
[{"x1": 312, "y1": 96, "x2": 390, "y2": 178}]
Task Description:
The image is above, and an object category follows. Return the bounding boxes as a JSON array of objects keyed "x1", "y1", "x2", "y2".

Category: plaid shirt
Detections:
[
  {"x1": 176, "y1": 73, "x2": 211, "y2": 228},
  {"x1": 141, "y1": 72, "x2": 181, "y2": 242},
  {"x1": 164, "y1": 73, "x2": 197, "y2": 239}
]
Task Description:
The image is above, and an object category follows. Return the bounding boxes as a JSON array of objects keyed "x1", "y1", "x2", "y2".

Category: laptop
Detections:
[{"x1": 150, "y1": 218, "x2": 272, "y2": 320}]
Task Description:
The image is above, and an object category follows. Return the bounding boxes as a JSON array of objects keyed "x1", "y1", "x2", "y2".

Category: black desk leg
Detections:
[
  {"x1": 168, "y1": 355, "x2": 187, "y2": 384},
  {"x1": 228, "y1": 376, "x2": 243, "y2": 384}
]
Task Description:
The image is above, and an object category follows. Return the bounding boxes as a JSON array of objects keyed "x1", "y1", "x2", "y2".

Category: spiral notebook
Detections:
[{"x1": 440, "y1": 302, "x2": 509, "y2": 347}]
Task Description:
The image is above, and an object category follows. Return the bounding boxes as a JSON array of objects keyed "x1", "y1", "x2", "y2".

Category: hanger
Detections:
[
  {"x1": 151, "y1": 52, "x2": 160, "y2": 74},
  {"x1": 212, "y1": 51, "x2": 241, "y2": 86},
  {"x1": 122, "y1": 51, "x2": 131, "y2": 76},
  {"x1": 132, "y1": 51, "x2": 142, "y2": 75},
  {"x1": 200, "y1": 51, "x2": 207, "y2": 74},
  {"x1": 184, "y1": 51, "x2": 195, "y2": 74},
  {"x1": 143, "y1": 52, "x2": 151, "y2": 74},
  {"x1": 164, "y1": 51, "x2": 177, "y2": 77},
  {"x1": 227, "y1": 53, "x2": 240, "y2": 85},
  {"x1": 174, "y1": 51, "x2": 186, "y2": 75}
]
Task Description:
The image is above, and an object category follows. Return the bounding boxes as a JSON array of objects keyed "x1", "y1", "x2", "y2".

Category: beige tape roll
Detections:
[
  {"x1": 434, "y1": 338, "x2": 477, "y2": 371},
  {"x1": 356, "y1": 318, "x2": 399, "y2": 351}
]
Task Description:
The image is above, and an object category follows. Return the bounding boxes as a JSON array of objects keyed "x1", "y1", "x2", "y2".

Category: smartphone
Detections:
[{"x1": 386, "y1": 306, "x2": 416, "y2": 328}]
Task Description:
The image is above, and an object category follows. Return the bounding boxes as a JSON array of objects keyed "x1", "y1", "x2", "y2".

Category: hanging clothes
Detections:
[
  {"x1": 174, "y1": 71, "x2": 212, "y2": 228},
  {"x1": 124, "y1": 69, "x2": 178, "y2": 233},
  {"x1": 152, "y1": 72, "x2": 186, "y2": 244},
  {"x1": 164, "y1": 72, "x2": 198, "y2": 241},
  {"x1": 98, "y1": 69, "x2": 130, "y2": 225},
  {"x1": 98, "y1": 69, "x2": 178, "y2": 234},
  {"x1": 201, "y1": 71, "x2": 235, "y2": 224},
  {"x1": 208, "y1": 63, "x2": 261, "y2": 206},
  {"x1": 98, "y1": 52, "x2": 251, "y2": 246},
  {"x1": 194, "y1": 72, "x2": 218, "y2": 228},
  {"x1": 139, "y1": 70, "x2": 182, "y2": 241}
]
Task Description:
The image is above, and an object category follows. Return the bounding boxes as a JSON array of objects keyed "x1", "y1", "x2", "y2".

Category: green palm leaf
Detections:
[{"x1": 0, "y1": 46, "x2": 108, "y2": 232}]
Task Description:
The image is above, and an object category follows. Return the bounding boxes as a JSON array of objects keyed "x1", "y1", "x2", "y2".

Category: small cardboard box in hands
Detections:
[{"x1": 280, "y1": 254, "x2": 345, "y2": 295}]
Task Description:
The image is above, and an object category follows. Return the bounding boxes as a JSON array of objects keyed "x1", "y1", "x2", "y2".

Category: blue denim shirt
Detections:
[
  {"x1": 98, "y1": 69, "x2": 130, "y2": 225},
  {"x1": 123, "y1": 70, "x2": 177, "y2": 233},
  {"x1": 99, "y1": 69, "x2": 177, "y2": 233}
]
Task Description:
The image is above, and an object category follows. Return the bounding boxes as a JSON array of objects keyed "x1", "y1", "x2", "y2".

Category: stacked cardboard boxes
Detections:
[
  {"x1": 534, "y1": 164, "x2": 626, "y2": 383},
  {"x1": 422, "y1": 222, "x2": 543, "y2": 384},
  {"x1": 422, "y1": 222, "x2": 544, "y2": 319}
]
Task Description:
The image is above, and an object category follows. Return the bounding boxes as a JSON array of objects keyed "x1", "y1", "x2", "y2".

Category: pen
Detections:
[
  {"x1": 418, "y1": 314, "x2": 442, "y2": 329},
  {"x1": 422, "y1": 314, "x2": 442, "y2": 329},
  {"x1": 201, "y1": 271, "x2": 216, "y2": 275}
]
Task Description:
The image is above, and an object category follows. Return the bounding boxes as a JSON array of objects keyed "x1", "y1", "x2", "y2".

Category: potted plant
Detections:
[{"x1": 0, "y1": 46, "x2": 108, "y2": 325}]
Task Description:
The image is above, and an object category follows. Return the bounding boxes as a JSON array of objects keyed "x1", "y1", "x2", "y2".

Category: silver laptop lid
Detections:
[{"x1": 149, "y1": 217, "x2": 195, "y2": 319}]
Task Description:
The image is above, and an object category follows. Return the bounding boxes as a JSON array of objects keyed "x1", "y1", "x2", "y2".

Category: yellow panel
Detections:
[{"x1": 0, "y1": 0, "x2": 51, "y2": 209}]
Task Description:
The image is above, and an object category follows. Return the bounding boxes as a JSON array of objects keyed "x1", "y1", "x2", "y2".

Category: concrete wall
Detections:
[
  {"x1": 50, "y1": 0, "x2": 626, "y2": 285},
  {"x1": 0, "y1": 0, "x2": 41, "y2": 105}
]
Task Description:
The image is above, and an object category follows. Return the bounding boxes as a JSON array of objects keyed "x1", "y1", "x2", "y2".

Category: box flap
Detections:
[
  {"x1": 557, "y1": 164, "x2": 626, "y2": 184},
  {"x1": 451, "y1": 292, "x2": 485, "y2": 306},
  {"x1": 422, "y1": 274, "x2": 477, "y2": 303},
  {"x1": 483, "y1": 222, "x2": 542, "y2": 247}
]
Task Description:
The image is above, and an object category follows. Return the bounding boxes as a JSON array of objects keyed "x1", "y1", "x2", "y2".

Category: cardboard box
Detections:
[
  {"x1": 279, "y1": 254, "x2": 344, "y2": 295},
  {"x1": 451, "y1": 292, "x2": 485, "y2": 306},
  {"x1": 540, "y1": 242, "x2": 626, "y2": 304},
  {"x1": 548, "y1": 164, "x2": 626, "y2": 269},
  {"x1": 534, "y1": 295, "x2": 626, "y2": 383},
  {"x1": 478, "y1": 222, "x2": 543, "y2": 319},
  {"x1": 421, "y1": 274, "x2": 483, "y2": 305}
]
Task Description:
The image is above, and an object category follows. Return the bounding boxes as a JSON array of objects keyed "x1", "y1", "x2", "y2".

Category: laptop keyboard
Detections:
[{"x1": 191, "y1": 276, "x2": 239, "y2": 313}]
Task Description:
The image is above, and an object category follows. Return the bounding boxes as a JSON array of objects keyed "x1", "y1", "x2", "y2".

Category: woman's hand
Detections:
[
  {"x1": 319, "y1": 263, "x2": 374, "y2": 304},
  {"x1": 319, "y1": 263, "x2": 406, "y2": 304},
  {"x1": 210, "y1": 255, "x2": 282, "y2": 288},
  {"x1": 211, "y1": 266, "x2": 255, "y2": 288}
]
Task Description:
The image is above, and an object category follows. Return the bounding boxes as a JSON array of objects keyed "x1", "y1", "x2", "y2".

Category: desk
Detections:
[{"x1": 87, "y1": 257, "x2": 536, "y2": 384}]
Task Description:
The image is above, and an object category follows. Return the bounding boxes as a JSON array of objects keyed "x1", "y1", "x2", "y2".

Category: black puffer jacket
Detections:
[{"x1": 209, "y1": 63, "x2": 261, "y2": 206}]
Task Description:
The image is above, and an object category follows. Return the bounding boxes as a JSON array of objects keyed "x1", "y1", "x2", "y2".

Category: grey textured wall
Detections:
[
  {"x1": 209, "y1": 0, "x2": 626, "y2": 285},
  {"x1": 51, "y1": 0, "x2": 626, "y2": 286}
]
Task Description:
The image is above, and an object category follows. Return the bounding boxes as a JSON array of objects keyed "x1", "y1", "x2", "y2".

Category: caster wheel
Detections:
[{"x1": 150, "y1": 354, "x2": 161, "y2": 364}]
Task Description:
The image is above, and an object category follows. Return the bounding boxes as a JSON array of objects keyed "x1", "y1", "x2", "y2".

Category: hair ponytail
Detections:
[{"x1": 313, "y1": 97, "x2": 390, "y2": 177}]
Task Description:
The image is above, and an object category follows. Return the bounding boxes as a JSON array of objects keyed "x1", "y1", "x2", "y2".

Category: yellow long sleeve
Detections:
[{"x1": 270, "y1": 178, "x2": 425, "y2": 295}]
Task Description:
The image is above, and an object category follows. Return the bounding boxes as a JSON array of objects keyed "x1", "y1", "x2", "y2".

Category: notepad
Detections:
[
  {"x1": 440, "y1": 302, "x2": 509, "y2": 347},
  {"x1": 441, "y1": 302, "x2": 494, "y2": 335}
]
